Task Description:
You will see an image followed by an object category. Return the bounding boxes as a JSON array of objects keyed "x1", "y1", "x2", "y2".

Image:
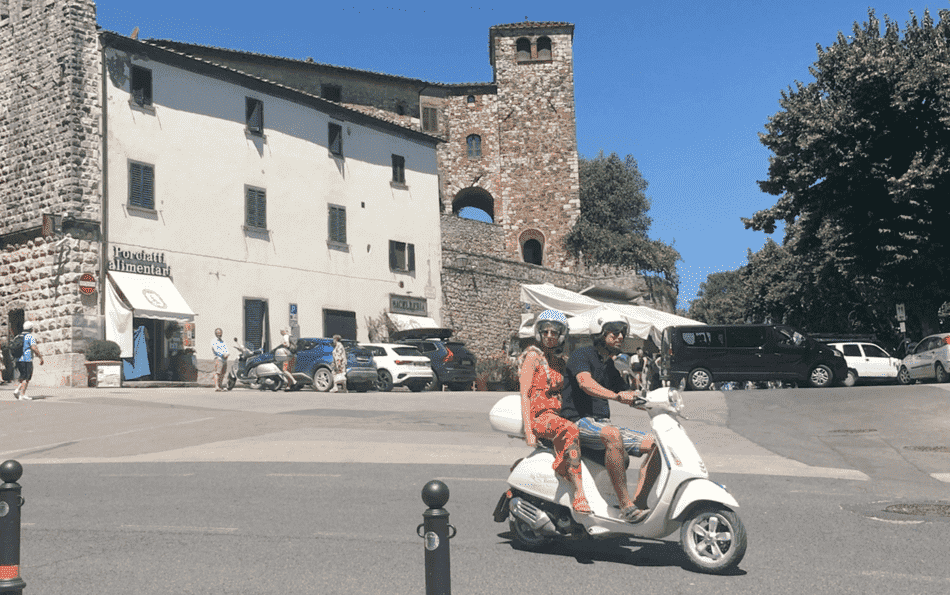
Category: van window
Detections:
[
  {"x1": 726, "y1": 327, "x2": 766, "y2": 348},
  {"x1": 680, "y1": 330, "x2": 724, "y2": 347}
]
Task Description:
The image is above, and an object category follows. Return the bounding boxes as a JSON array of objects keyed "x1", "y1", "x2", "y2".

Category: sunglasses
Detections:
[{"x1": 540, "y1": 329, "x2": 561, "y2": 337}]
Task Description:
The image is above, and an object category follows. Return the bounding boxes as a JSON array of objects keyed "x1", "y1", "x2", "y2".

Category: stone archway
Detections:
[{"x1": 452, "y1": 187, "x2": 495, "y2": 223}]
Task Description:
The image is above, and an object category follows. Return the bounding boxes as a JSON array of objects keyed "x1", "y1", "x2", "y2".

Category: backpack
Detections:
[{"x1": 10, "y1": 332, "x2": 26, "y2": 357}]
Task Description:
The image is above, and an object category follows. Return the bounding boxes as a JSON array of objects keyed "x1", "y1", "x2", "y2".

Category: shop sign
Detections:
[
  {"x1": 390, "y1": 294, "x2": 427, "y2": 316},
  {"x1": 109, "y1": 246, "x2": 171, "y2": 276}
]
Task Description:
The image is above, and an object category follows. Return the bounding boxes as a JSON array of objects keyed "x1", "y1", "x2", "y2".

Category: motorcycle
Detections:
[
  {"x1": 226, "y1": 338, "x2": 298, "y2": 391},
  {"x1": 489, "y1": 386, "x2": 747, "y2": 574}
]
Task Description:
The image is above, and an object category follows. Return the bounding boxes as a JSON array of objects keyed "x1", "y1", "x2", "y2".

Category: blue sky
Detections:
[{"x1": 94, "y1": 0, "x2": 948, "y2": 309}]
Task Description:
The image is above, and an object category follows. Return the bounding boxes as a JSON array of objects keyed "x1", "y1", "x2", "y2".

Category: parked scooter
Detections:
[
  {"x1": 490, "y1": 386, "x2": 747, "y2": 574},
  {"x1": 226, "y1": 338, "x2": 288, "y2": 391}
]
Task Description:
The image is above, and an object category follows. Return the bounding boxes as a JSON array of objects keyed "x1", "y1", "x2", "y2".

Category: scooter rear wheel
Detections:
[
  {"x1": 225, "y1": 374, "x2": 236, "y2": 391},
  {"x1": 680, "y1": 505, "x2": 746, "y2": 574},
  {"x1": 509, "y1": 517, "x2": 554, "y2": 550}
]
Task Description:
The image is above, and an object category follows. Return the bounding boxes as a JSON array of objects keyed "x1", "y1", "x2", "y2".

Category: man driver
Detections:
[{"x1": 559, "y1": 310, "x2": 659, "y2": 523}]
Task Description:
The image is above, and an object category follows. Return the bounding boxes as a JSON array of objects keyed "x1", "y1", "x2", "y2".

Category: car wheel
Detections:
[
  {"x1": 312, "y1": 367, "x2": 333, "y2": 392},
  {"x1": 897, "y1": 366, "x2": 912, "y2": 385},
  {"x1": 376, "y1": 369, "x2": 394, "y2": 392},
  {"x1": 843, "y1": 369, "x2": 858, "y2": 387},
  {"x1": 448, "y1": 382, "x2": 472, "y2": 392},
  {"x1": 935, "y1": 363, "x2": 949, "y2": 383},
  {"x1": 808, "y1": 364, "x2": 833, "y2": 388},
  {"x1": 686, "y1": 368, "x2": 712, "y2": 391},
  {"x1": 425, "y1": 373, "x2": 442, "y2": 392}
]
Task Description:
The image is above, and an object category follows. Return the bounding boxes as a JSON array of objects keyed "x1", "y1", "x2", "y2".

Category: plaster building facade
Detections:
[{"x1": 0, "y1": 0, "x2": 442, "y2": 386}]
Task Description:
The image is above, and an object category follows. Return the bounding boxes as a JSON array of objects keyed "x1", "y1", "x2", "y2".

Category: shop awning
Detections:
[
  {"x1": 386, "y1": 312, "x2": 439, "y2": 331},
  {"x1": 108, "y1": 271, "x2": 196, "y2": 322}
]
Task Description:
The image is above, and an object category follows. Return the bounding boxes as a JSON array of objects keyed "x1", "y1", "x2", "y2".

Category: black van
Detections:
[{"x1": 661, "y1": 324, "x2": 848, "y2": 390}]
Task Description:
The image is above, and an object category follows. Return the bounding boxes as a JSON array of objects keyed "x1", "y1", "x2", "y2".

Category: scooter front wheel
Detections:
[
  {"x1": 508, "y1": 517, "x2": 554, "y2": 551},
  {"x1": 680, "y1": 505, "x2": 746, "y2": 574},
  {"x1": 225, "y1": 373, "x2": 236, "y2": 391}
]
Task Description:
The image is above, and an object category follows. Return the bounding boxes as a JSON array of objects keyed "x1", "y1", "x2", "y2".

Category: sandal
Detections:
[
  {"x1": 572, "y1": 496, "x2": 592, "y2": 515},
  {"x1": 621, "y1": 504, "x2": 649, "y2": 523}
]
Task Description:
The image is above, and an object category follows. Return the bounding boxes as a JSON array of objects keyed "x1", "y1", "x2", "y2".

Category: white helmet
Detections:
[
  {"x1": 589, "y1": 309, "x2": 628, "y2": 338},
  {"x1": 534, "y1": 309, "x2": 568, "y2": 347}
]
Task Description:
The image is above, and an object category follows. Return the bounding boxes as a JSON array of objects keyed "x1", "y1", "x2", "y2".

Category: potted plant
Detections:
[{"x1": 84, "y1": 339, "x2": 123, "y2": 387}]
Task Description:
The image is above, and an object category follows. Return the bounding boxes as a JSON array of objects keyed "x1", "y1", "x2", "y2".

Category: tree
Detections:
[
  {"x1": 747, "y1": 9, "x2": 950, "y2": 338},
  {"x1": 686, "y1": 269, "x2": 747, "y2": 324},
  {"x1": 566, "y1": 152, "x2": 680, "y2": 286}
]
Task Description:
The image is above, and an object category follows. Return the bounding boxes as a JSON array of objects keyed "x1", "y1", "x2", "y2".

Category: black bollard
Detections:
[
  {"x1": 0, "y1": 460, "x2": 26, "y2": 595},
  {"x1": 417, "y1": 480, "x2": 456, "y2": 595}
]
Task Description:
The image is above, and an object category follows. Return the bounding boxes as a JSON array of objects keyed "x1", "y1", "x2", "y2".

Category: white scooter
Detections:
[{"x1": 489, "y1": 387, "x2": 747, "y2": 574}]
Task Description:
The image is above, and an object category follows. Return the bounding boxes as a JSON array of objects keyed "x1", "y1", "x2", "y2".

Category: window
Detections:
[
  {"x1": 328, "y1": 204, "x2": 347, "y2": 247},
  {"x1": 324, "y1": 309, "x2": 356, "y2": 340},
  {"x1": 467, "y1": 95, "x2": 476, "y2": 105},
  {"x1": 321, "y1": 84, "x2": 342, "y2": 102},
  {"x1": 392, "y1": 154, "x2": 406, "y2": 184},
  {"x1": 422, "y1": 106, "x2": 438, "y2": 133},
  {"x1": 245, "y1": 187, "x2": 266, "y2": 230},
  {"x1": 522, "y1": 239, "x2": 542, "y2": 265},
  {"x1": 244, "y1": 298, "x2": 269, "y2": 351},
  {"x1": 389, "y1": 240, "x2": 415, "y2": 273},
  {"x1": 395, "y1": 101, "x2": 407, "y2": 116},
  {"x1": 537, "y1": 36, "x2": 552, "y2": 60},
  {"x1": 726, "y1": 327, "x2": 766, "y2": 348},
  {"x1": 842, "y1": 344, "x2": 861, "y2": 357},
  {"x1": 129, "y1": 161, "x2": 155, "y2": 210},
  {"x1": 131, "y1": 66, "x2": 152, "y2": 107},
  {"x1": 246, "y1": 97, "x2": 263, "y2": 135},
  {"x1": 466, "y1": 134, "x2": 482, "y2": 159},
  {"x1": 328, "y1": 122, "x2": 343, "y2": 156},
  {"x1": 863, "y1": 344, "x2": 890, "y2": 358},
  {"x1": 516, "y1": 37, "x2": 531, "y2": 62},
  {"x1": 681, "y1": 331, "x2": 725, "y2": 347}
]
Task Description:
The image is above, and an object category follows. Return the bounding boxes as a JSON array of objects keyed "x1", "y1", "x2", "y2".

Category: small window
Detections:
[
  {"x1": 131, "y1": 66, "x2": 152, "y2": 107},
  {"x1": 467, "y1": 95, "x2": 476, "y2": 105},
  {"x1": 395, "y1": 101, "x2": 407, "y2": 116},
  {"x1": 522, "y1": 239, "x2": 542, "y2": 265},
  {"x1": 328, "y1": 204, "x2": 347, "y2": 247},
  {"x1": 392, "y1": 154, "x2": 406, "y2": 184},
  {"x1": 328, "y1": 122, "x2": 343, "y2": 156},
  {"x1": 516, "y1": 37, "x2": 531, "y2": 62},
  {"x1": 466, "y1": 134, "x2": 482, "y2": 159},
  {"x1": 321, "y1": 84, "x2": 342, "y2": 102},
  {"x1": 422, "y1": 106, "x2": 438, "y2": 133},
  {"x1": 246, "y1": 98, "x2": 263, "y2": 135},
  {"x1": 389, "y1": 240, "x2": 416, "y2": 273},
  {"x1": 537, "y1": 36, "x2": 552, "y2": 60},
  {"x1": 245, "y1": 186, "x2": 266, "y2": 230},
  {"x1": 129, "y1": 161, "x2": 155, "y2": 210}
]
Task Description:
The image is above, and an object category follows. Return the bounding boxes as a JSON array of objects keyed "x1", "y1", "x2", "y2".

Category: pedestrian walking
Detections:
[
  {"x1": 330, "y1": 334, "x2": 347, "y2": 393},
  {"x1": 13, "y1": 321, "x2": 44, "y2": 400},
  {"x1": 211, "y1": 328, "x2": 229, "y2": 391}
]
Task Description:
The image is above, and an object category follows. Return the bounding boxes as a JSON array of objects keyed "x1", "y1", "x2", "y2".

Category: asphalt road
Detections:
[{"x1": 2, "y1": 382, "x2": 949, "y2": 594}]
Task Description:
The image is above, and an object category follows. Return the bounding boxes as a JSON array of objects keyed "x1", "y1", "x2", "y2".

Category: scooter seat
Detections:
[{"x1": 536, "y1": 439, "x2": 620, "y2": 469}]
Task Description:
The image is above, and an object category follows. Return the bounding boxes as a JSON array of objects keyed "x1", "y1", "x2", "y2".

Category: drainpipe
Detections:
[{"x1": 99, "y1": 40, "x2": 110, "y2": 342}]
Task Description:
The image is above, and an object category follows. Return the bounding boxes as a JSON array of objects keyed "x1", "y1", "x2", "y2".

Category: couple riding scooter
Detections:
[
  {"x1": 494, "y1": 309, "x2": 746, "y2": 574},
  {"x1": 521, "y1": 309, "x2": 658, "y2": 523}
]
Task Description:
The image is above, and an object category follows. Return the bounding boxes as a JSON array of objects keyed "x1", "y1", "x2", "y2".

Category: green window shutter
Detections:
[
  {"x1": 408, "y1": 243, "x2": 415, "y2": 272},
  {"x1": 246, "y1": 188, "x2": 266, "y2": 229}
]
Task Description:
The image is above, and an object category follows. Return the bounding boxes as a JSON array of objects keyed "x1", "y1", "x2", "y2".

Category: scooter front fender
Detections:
[{"x1": 670, "y1": 478, "x2": 739, "y2": 521}]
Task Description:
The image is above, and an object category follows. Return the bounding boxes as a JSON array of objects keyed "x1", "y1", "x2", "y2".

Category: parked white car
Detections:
[
  {"x1": 828, "y1": 341, "x2": 901, "y2": 386},
  {"x1": 362, "y1": 343, "x2": 434, "y2": 392},
  {"x1": 898, "y1": 333, "x2": 950, "y2": 384}
]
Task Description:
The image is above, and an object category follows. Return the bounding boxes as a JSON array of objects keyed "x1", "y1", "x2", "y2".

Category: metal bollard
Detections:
[
  {"x1": 0, "y1": 460, "x2": 26, "y2": 595},
  {"x1": 417, "y1": 480, "x2": 455, "y2": 595}
]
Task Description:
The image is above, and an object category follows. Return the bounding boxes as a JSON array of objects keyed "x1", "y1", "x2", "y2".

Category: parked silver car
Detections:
[{"x1": 897, "y1": 333, "x2": 950, "y2": 384}]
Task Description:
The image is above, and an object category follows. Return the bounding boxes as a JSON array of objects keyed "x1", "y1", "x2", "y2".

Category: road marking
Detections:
[
  {"x1": 120, "y1": 524, "x2": 238, "y2": 534},
  {"x1": 0, "y1": 417, "x2": 216, "y2": 458},
  {"x1": 266, "y1": 473, "x2": 342, "y2": 477},
  {"x1": 931, "y1": 473, "x2": 950, "y2": 483}
]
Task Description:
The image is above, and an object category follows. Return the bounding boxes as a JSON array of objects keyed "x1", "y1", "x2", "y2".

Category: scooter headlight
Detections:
[{"x1": 669, "y1": 389, "x2": 684, "y2": 414}]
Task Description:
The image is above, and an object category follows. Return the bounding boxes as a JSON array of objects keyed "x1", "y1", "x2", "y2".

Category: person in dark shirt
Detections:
[{"x1": 561, "y1": 310, "x2": 658, "y2": 523}]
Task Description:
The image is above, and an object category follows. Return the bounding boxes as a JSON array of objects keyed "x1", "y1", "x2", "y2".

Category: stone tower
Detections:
[{"x1": 441, "y1": 22, "x2": 581, "y2": 272}]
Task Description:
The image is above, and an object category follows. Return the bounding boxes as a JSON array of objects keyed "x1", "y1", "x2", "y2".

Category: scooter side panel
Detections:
[{"x1": 670, "y1": 478, "x2": 740, "y2": 520}]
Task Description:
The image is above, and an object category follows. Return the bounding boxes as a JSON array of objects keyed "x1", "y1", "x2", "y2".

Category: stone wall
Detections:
[
  {"x1": 441, "y1": 214, "x2": 677, "y2": 364},
  {"x1": 0, "y1": 0, "x2": 103, "y2": 386}
]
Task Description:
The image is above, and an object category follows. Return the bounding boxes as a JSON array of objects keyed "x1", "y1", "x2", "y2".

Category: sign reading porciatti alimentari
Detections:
[{"x1": 108, "y1": 246, "x2": 171, "y2": 276}]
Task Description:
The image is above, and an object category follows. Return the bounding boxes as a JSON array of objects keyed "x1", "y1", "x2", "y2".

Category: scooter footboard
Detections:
[{"x1": 670, "y1": 479, "x2": 739, "y2": 521}]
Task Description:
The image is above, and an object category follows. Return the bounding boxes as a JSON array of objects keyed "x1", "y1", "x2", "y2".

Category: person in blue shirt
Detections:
[{"x1": 14, "y1": 321, "x2": 44, "y2": 401}]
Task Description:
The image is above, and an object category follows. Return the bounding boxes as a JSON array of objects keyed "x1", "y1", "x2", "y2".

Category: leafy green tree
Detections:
[
  {"x1": 747, "y1": 9, "x2": 950, "y2": 338},
  {"x1": 686, "y1": 269, "x2": 747, "y2": 324},
  {"x1": 567, "y1": 152, "x2": 680, "y2": 286}
]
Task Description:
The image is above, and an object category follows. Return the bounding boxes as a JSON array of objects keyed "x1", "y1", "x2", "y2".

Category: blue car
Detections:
[{"x1": 293, "y1": 338, "x2": 378, "y2": 392}]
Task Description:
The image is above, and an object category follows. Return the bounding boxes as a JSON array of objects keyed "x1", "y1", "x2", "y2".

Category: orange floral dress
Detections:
[{"x1": 521, "y1": 345, "x2": 580, "y2": 477}]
